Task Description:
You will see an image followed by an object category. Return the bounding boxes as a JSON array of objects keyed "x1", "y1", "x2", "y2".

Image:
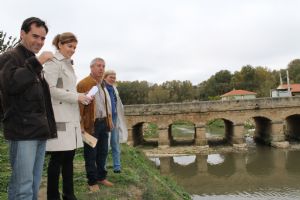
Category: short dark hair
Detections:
[{"x1": 21, "y1": 17, "x2": 48, "y2": 33}]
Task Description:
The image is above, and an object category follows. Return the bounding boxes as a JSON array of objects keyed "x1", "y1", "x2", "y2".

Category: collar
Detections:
[
  {"x1": 17, "y1": 44, "x2": 35, "y2": 58},
  {"x1": 104, "y1": 81, "x2": 113, "y2": 88},
  {"x1": 54, "y1": 51, "x2": 73, "y2": 65},
  {"x1": 89, "y1": 74, "x2": 102, "y2": 84}
]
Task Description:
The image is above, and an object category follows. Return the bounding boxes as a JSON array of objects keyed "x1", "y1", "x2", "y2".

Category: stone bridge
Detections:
[{"x1": 124, "y1": 97, "x2": 300, "y2": 148}]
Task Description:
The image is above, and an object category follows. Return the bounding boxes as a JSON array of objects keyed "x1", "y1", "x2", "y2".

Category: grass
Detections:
[
  {"x1": 0, "y1": 127, "x2": 10, "y2": 200},
  {"x1": 0, "y1": 127, "x2": 191, "y2": 200},
  {"x1": 144, "y1": 121, "x2": 196, "y2": 139}
]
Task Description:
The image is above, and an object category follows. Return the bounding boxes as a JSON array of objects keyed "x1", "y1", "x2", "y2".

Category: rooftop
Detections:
[{"x1": 221, "y1": 89, "x2": 257, "y2": 97}]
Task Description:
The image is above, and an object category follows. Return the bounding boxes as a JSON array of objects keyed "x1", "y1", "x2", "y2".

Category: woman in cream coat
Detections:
[{"x1": 44, "y1": 32, "x2": 91, "y2": 200}]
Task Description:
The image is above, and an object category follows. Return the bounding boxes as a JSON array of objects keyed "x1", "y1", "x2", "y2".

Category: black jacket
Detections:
[{"x1": 0, "y1": 44, "x2": 57, "y2": 140}]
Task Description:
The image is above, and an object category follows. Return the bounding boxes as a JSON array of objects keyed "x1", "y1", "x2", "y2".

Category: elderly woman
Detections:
[
  {"x1": 103, "y1": 69, "x2": 128, "y2": 173},
  {"x1": 44, "y1": 32, "x2": 91, "y2": 200}
]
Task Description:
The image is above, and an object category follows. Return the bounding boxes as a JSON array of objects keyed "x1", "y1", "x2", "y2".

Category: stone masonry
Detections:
[{"x1": 124, "y1": 96, "x2": 300, "y2": 148}]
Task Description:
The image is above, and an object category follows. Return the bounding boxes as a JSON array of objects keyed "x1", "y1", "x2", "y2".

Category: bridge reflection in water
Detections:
[{"x1": 149, "y1": 147, "x2": 300, "y2": 199}]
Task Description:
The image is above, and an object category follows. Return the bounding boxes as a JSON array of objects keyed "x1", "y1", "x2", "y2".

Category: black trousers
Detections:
[
  {"x1": 47, "y1": 150, "x2": 75, "y2": 200},
  {"x1": 84, "y1": 120, "x2": 109, "y2": 185}
]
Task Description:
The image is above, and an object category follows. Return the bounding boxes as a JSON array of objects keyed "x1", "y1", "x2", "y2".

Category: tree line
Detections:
[
  {"x1": 117, "y1": 61, "x2": 300, "y2": 105},
  {"x1": 1, "y1": 30, "x2": 300, "y2": 105}
]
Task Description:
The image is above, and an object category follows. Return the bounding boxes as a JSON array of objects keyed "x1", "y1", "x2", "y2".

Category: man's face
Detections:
[
  {"x1": 20, "y1": 23, "x2": 47, "y2": 54},
  {"x1": 91, "y1": 60, "x2": 105, "y2": 79}
]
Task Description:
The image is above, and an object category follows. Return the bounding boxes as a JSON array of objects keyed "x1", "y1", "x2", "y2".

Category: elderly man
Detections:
[
  {"x1": 77, "y1": 57, "x2": 113, "y2": 192},
  {"x1": 0, "y1": 17, "x2": 57, "y2": 200}
]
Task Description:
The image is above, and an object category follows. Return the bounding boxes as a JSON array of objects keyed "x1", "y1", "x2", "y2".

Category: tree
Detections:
[
  {"x1": 0, "y1": 31, "x2": 19, "y2": 54},
  {"x1": 287, "y1": 59, "x2": 300, "y2": 83},
  {"x1": 196, "y1": 70, "x2": 233, "y2": 100},
  {"x1": 231, "y1": 65, "x2": 257, "y2": 91},
  {"x1": 117, "y1": 81, "x2": 150, "y2": 104},
  {"x1": 178, "y1": 81, "x2": 194, "y2": 102},
  {"x1": 254, "y1": 67, "x2": 277, "y2": 97},
  {"x1": 148, "y1": 84, "x2": 170, "y2": 103},
  {"x1": 214, "y1": 70, "x2": 233, "y2": 95}
]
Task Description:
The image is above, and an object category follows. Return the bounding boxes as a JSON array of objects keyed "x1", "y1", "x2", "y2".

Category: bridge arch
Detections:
[
  {"x1": 205, "y1": 118, "x2": 234, "y2": 146},
  {"x1": 170, "y1": 120, "x2": 195, "y2": 146},
  {"x1": 285, "y1": 114, "x2": 300, "y2": 141},
  {"x1": 253, "y1": 116, "x2": 272, "y2": 145},
  {"x1": 131, "y1": 122, "x2": 144, "y2": 146}
]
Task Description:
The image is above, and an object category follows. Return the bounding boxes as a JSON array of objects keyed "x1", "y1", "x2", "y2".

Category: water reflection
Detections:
[
  {"x1": 286, "y1": 150, "x2": 300, "y2": 176},
  {"x1": 207, "y1": 154, "x2": 224, "y2": 165},
  {"x1": 246, "y1": 146, "x2": 274, "y2": 176},
  {"x1": 174, "y1": 155, "x2": 196, "y2": 165},
  {"x1": 208, "y1": 154, "x2": 235, "y2": 177},
  {"x1": 150, "y1": 148, "x2": 300, "y2": 199}
]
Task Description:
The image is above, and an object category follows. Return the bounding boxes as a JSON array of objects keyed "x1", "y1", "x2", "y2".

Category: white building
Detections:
[{"x1": 271, "y1": 84, "x2": 300, "y2": 97}]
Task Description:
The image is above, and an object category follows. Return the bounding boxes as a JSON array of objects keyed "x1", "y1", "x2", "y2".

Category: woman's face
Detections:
[
  {"x1": 105, "y1": 74, "x2": 116, "y2": 85},
  {"x1": 59, "y1": 41, "x2": 77, "y2": 59}
]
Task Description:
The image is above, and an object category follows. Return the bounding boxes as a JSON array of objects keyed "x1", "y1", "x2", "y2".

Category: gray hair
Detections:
[
  {"x1": 104, "y1": 69, "x2": 116, "y2": 79},
  {"x1": 90, "y1": 57, "x2": 105, "y2": 68}
]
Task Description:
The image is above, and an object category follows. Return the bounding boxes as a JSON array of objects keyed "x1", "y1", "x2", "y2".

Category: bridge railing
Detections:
[{"x1": 124, "y1": 96, "x2": 300, "y2": 116}]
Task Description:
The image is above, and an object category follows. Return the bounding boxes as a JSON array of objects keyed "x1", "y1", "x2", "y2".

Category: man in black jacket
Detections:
[{"x1": 0, "y1": 17, "x2": 57, "y2": 200}]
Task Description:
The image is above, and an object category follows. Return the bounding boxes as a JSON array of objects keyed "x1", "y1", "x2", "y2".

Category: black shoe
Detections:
[
  {"x1": 47, "y1": 195, "x2": 61, "y2": 200},
  {"x1": 48, "y1": 198, "x2": 61, "y2": 200},
  {"x1": 113, "y1": 170, "x2": 121, "y2": 173},
  {"x1": 62, "y1": 194, "x2": 77, "y2": 200}
]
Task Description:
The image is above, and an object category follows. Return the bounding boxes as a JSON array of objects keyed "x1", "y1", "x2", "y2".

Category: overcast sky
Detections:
[{"x1": 1, "y1": 0, "x2": 300, "y2": 84}]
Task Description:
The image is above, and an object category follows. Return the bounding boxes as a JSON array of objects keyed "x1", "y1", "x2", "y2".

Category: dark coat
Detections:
[{"x1": 0, "y1": 44, "x2": 57, "y2": 140}]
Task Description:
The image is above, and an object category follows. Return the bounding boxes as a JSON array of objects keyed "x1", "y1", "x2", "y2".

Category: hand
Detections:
[
  {"x1": 38, "y1": 51, "x2": 54, "y2": 65},
  {"x1": 78, "y1": 94, "x2": 92, "y2": 105}
]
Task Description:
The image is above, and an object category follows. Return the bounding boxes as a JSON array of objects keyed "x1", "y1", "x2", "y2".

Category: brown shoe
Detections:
[
  {"x1": 98, "y1": 179, "x2": 114, "y2": 187},
  {"x1": 88, "y1": 184, "x2": 100, "y2": 192}
]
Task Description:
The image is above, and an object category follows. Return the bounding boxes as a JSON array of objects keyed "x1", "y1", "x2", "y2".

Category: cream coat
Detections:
[
  {"x1": 114, "y1": 86, "x2": 128, "y2": 143},
  {"x1": 44, "y1": 52, "x2": 83, "y2": 151}
]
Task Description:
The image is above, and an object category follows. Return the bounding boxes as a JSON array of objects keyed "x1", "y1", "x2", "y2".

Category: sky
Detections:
[{"x1": 1, "y1": 0, "x2": 300, "y2": 85}]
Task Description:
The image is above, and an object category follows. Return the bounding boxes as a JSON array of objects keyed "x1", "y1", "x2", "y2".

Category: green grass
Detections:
[
  {"x1": 0, "y1": 127, "x2": 191, "y2": 200},
  {"x1": 144, "y1": 121, "x2": 196, "y2": 139},
  {"x1": 0, "y1": 127, "x2": 10, "y2": 200},
  {"x1": 143, "y1": 123, "x2": 158, "y2": 139}
]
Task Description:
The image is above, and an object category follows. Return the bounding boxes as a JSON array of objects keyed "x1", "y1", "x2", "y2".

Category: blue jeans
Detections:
[
  {"x1": 110, "y1": 118, "x2": 121, "y2": 171},
  {"x1": 84, "y1": 120, "x2": 109, "y2": 185},
  {"x1": 8, "y1": 140, "x2": 46, "y2": 200}
]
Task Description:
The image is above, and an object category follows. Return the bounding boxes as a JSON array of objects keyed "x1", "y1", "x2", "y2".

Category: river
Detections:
[{"x1": 148, "y1": 130, "x2": 300, "y2": 199}]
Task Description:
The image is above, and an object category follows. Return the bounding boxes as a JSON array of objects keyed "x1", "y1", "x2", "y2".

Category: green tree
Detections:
[
  {"x1": 231, "y1": 65, "x2": 257, "y2": 91},
  {"x1": 117, "y1": 81, "x2": 150, "y2": 104},
  {"x1": 214, "y1": 70, "x2": 232, "y2": 95},
  {"x1": 148, "y1": 84, "x2": 170, "y2": 103},
  {"x1": 161, "y1": 80, "x2": 194, "y2": 102},
  {"x1": 287, "y1": 59, "x2": 300, "y2": 83},
  {"x1": 196, "y1": 70, "x2": 233, "y2": 100},
  {"x1": 178, "y1": 80, "x2": 194, "y2": 102},
  {"x1": 161, "y1": 80, "x2": 180, "y2": 102},
  {"x1": 254, "y1": 67, "x2": 277, "y2": 97}
]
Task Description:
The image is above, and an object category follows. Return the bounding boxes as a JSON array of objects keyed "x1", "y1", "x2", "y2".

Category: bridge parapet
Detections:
[{"x1": 124, "y1": 97, "x2": 300, "y2": 115}]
